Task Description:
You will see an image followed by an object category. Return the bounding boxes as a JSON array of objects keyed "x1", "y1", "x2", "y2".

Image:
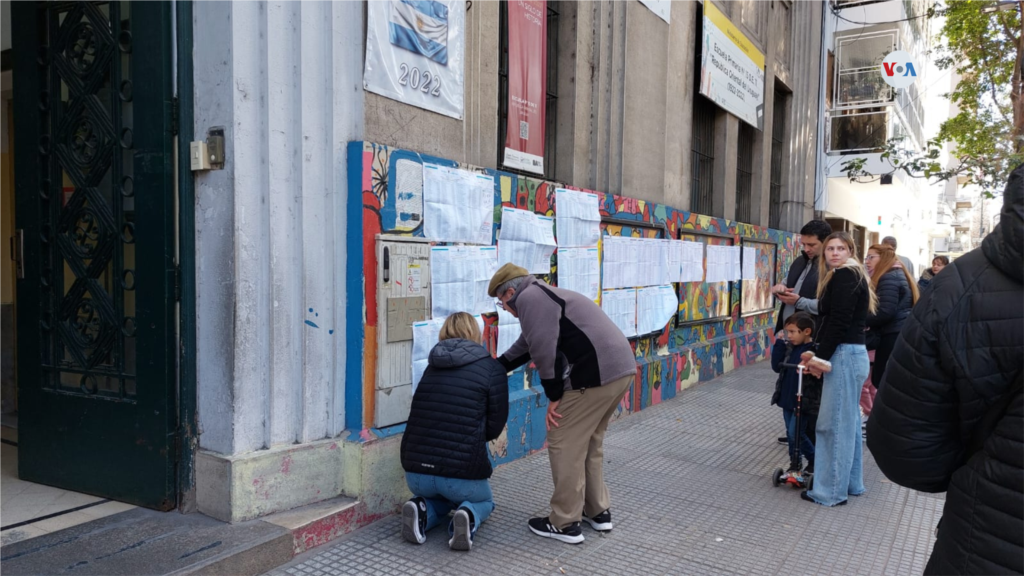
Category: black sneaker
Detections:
[
  {"x1": 777, "y1": 436, "x2": 788, "y2": 445},
  {"x1": 582, "y1": 509, "x2": 613, "y2": 531},
  {"x1": 801, "y1": 490, "x2": 846, "y2": 506},
  {"x1": 528, "y1": 516, "x2": 584, "y2": 544},
  {"x1": 449, "y1": 508, "x2": 473, "y2": 551},
  {"x1": 401, "y1": 497, "x2": 427, "y2": 544}
]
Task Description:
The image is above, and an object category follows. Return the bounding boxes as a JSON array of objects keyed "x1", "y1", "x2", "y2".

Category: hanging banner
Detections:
[
  {"x1": 502, "y1": 0, "x2": 547, "y2": 174},
  {"x1": 364, "y1": 0, "x2": 466, "y2": 119},
  {"x1": 639, "y1": 0, "x2": 671, "y2": 23},
  {"x1": 699, "y1": 1, "x2": 765, "y2": 130}
]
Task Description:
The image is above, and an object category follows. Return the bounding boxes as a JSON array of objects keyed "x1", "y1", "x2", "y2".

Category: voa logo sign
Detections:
[{"x1": 881, "y1": 50, "x2": 919, "y2": 89}]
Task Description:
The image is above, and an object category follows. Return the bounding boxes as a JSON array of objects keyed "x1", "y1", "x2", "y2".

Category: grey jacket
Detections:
[{"x1": 498, "y1": 276, "x2": 636, "y2": 402}]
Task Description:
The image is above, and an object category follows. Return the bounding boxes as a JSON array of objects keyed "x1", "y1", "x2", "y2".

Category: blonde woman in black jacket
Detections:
[{"x1": 400, "y1": 313, "x2": 509, "y2": 552}]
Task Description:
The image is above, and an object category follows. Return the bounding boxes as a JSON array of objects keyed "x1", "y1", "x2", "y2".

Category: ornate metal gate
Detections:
[{"x1": 12, "y1": 1, "x2": 177, "y2": 509}]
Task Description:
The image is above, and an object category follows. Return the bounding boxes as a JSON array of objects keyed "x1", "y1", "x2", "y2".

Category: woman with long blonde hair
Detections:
[
  {"x1": 864, "y1": 243, "x2": 918, "y2": 393},
  {"x1": 800, "y1": 232, "x2": 876, "y2": 507},
  {"x1": 400, "y1": 312, "x2": 509, "y2": 551}
]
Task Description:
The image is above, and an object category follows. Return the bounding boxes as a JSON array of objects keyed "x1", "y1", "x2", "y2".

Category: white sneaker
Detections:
[
  {"x1": 401, "y1": 499, "x2": 426, "y2": 544},
  {"x1": 449, "y1": 508, "x2": 473, "y2": 551}
]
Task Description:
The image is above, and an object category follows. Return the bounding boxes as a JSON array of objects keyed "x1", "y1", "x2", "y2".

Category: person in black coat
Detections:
[
  {"x1": 917, "y1": 255, "x2": 948, "y2": 291},
  {"x1": 867, "y1": 165, "x2": 1023, "y2": 575},
  {"x1": 400, "y1": 312, "x2": 509, "y2": 552},
  {"x1": 863, "y1": 243, "x2": 919, "y2": 390}
]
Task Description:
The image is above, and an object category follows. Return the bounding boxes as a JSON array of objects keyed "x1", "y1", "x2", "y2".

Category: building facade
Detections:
[
  {"x1": 2, "y1": 0, "x2": 824, "y2": 539},
  {"x1": 818, "y1": 0, "x2": 940, "y2": 272}
]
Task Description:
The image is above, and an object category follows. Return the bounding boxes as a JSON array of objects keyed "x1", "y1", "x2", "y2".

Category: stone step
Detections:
[
  {"x1": 263, "y1": 496, "x2": 381, "y2": 555},
  {"x1": 0, "y1": 507, "x2": 291, "y2": 576}
]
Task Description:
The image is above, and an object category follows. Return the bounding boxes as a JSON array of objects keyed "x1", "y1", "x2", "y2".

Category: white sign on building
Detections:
[
  {"x1": 364, "y1": 0, "x2": 466, "y2": 119},
  {"x1": 699, "y1": 1, "x2": 765, "y2": 130}
]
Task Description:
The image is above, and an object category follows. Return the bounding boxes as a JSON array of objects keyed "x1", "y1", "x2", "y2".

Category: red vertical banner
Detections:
[{"x1": 503, "y1": 0, "x2": 547, "y2": 175}]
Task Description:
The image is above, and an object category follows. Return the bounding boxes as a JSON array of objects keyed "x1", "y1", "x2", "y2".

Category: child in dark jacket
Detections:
[{"x1": 771, "y1": 312, "x2": 822, "y2": 473}]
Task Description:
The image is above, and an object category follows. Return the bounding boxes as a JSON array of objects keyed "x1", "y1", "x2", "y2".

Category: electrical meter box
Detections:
[{"x1": 375, "y1": 235, "x2": 431, "y2": 427}]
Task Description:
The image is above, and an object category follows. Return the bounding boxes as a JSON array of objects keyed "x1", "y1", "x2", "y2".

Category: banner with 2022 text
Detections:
[{"x1": 364, "y1": 0, "x2": 465, "y2": 119}]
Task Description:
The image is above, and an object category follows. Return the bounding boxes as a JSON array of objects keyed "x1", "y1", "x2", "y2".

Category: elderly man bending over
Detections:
[{"x1": 488, "y1": 263, "x2": 636, "y2": 545}]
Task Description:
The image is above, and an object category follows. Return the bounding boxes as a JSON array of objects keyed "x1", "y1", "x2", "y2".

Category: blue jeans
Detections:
[
  {"x1": 807, "y1": 344, "x2": 870, "y2": 506},
  {"x1": 783, "y1": 408, "x2": 815, "y2": 466},
  {"x1": 405, "y1": 472, "x2": 495, "y2": 535}
]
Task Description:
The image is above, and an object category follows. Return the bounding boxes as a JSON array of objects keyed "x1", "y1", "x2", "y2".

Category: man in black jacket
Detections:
[
  {"x1": 771, "y1": 220, "x2": 831, "y2": 444},
  {"x1": 867, "y1": 165, "x2": 1023, "y2": 575}
]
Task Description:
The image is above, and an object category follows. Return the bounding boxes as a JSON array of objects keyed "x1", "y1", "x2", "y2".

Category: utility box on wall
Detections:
[{"x1": 375, "y1": 235, "x2": 431, "y2": 427}]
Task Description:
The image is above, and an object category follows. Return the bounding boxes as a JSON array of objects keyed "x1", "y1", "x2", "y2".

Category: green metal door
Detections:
[{"x1": 12, "y1": 1, "x2": 177, "y2": 510}]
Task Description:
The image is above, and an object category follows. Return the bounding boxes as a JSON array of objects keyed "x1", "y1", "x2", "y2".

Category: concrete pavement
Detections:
[{"x1": 268, "y1": 360, "x2": 941, "y2": 576}]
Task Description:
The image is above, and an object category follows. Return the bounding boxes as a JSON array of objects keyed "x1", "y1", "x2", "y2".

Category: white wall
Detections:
[{"x1": 193, "y1": 1, "x2": 363, "y2": 456}]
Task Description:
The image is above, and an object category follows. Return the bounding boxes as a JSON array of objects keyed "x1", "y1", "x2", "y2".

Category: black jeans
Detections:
[{"x1": 871, "y1": 332, "x2": 899, "y2": 389}]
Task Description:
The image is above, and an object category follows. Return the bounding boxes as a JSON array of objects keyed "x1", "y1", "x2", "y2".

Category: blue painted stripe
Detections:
[
  {"x1": 388, "y1": 23, "x2": 448, "y2": 65},
  {"x1": 345, "y1": 142, "x2": 365, "y2": 431}
]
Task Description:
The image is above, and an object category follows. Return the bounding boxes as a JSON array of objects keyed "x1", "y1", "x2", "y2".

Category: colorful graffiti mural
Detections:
[{"x1": 346, "y1": 141, "x2": 798, "y2": 469}]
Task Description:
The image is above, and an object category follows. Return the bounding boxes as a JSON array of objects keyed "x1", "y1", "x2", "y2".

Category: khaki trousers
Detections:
[{"x1": 547, "y1": 373, "x2": 633, "y2": 528}]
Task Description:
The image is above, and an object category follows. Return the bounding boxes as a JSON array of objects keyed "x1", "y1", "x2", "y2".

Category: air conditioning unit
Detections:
[{"x1": 932, "y1": 237, "x2": 950, "y2": 253}]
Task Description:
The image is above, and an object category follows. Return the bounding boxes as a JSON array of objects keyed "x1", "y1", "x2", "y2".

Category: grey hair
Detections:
[
  {"x1": 881, "y1": 236, "x2": 898, "y2": 248},
  {"x1": 496, "y1": 275, "x2": 527, "y2": 297}
]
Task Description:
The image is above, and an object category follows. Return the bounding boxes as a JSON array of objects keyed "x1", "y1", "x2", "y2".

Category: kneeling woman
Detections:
[
  {"x1": 400, "y1": 312, "x2": 509, "y2": 551},
  {"x1": 802, "y1": 232, "x2": 876, "y2": 507}
]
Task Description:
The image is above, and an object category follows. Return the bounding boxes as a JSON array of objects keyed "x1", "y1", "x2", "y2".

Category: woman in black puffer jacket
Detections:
[
  {"x1": 400, "y1": 312, "x2": 509, "y2": 552},
  {"x1": 863, "y1": 243, "x2": 919, "y2": 390},
  {"x1": 868, "y1": 165, "x2": 1023, "y2": 574}
]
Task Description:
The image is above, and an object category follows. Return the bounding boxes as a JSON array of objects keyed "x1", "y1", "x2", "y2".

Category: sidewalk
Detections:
[{"x1": 269, "y1": 360, "x2": 942, "y2": 576}]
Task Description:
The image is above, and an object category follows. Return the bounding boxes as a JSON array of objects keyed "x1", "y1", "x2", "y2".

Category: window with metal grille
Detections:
[
  {"x1": 498, "y1": 0, "x2": 559, "y2": 179},
  {"x1": 735, "y1": 123, "x2": 755, "y2": 224},
  {"x1": 769, "y1": 90, "x2": 788, "y2": 229},
  {"x1": 691, "y1": 96, "x2": 716, "y2": 216}
]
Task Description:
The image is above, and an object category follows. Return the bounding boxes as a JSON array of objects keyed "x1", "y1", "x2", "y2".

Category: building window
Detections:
[
  {"x1": 735, "y1": 123, "x2": 755, "y2": 224},
  {"x1": 691, "y1": 95, "x2": 716, "y2": 216},
  {"x1": 769, "y1": 89, "x2": 789, "y2": 229},
  {"x1": 498, "y1": 0, "x2": 559, "y2": 179}
]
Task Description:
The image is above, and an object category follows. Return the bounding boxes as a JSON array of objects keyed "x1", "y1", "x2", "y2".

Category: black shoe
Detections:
[
  {"x1": 777, "y1": 436, "x2": 788, "y2": 445},
  {"x1": 402, "y1": 497, "x2": 427, "y2": 544},
  {"x1": 582, "y1": 509, "x2": 613, "y2": 532},
  {"x1": 786, "y1": 462, "x2": 801, "y2": 473},
  {"x1": 528, "y1": 517, "x2": 584, "y2": 544},
  {"x1": 801, "y1": 491, "x2": 846, "y2": 506},
  {"x1": 449, "y1": 507, "x2": 473, "y2": 551}
]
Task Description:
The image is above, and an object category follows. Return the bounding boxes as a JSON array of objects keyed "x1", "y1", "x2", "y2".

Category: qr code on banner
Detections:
[{"x1": 519, "y1": 121, "x2": 529, "y2": 140}]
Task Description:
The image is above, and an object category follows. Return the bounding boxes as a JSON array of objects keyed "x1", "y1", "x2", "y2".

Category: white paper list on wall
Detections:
[
  {"x1": 557, "y1": 247, "x2": 600, "y2": 302},
  {"x1": 742, "y1": 246, "x2": 758, "y2": 281},
  {"x1": 429, "y1": 245, "x2": 498, "y2": 318},
  {"x1": 422, "y1": 164, "x2": 494, "y2": 245},
  {"x1": 412, "y1": 314, "x2": 486, "y2": 393},
  {"x1": 496, "y1": 308, "x2": 523, "y2": 358},
  {"x1": 705, "y1": 244, "x2": 730, "y2": 283},
  {"x1": 601, "y1": 236, "x2": 638, "y2": 290},
  {"x1": 555, "y1": 189, "x2": 602, "y2": 248},
  {"x1": 601, "y1": 288, "x2": 637, "y2": 338},
  {"x1": 636, "y1": 285, "x2": 679, "y2": 335},
  {"x1": 681, "y1": 240, "x2": 705, "y2": 282},
  {"x1": 497, "y1": 207, "x2": 557, "y2": 274},
  {"x1": 729, "y1": 245, "x2": 743, "y2": 281}
]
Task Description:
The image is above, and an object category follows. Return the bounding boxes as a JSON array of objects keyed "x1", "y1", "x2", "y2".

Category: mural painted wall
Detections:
[{"x1": 346, "y1": 142, "x2": 798, "y2": 468}]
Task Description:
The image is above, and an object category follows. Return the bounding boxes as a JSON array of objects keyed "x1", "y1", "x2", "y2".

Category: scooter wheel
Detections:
[{"x1": 771, "y1": 468, "x2": 784, "y2": 487}]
